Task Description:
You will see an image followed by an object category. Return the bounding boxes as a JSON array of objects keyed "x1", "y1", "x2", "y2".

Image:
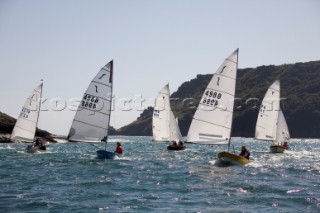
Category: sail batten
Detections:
[
  {"x1": 192, "y1": 118, "x2": 231, "y2": 129},
  {"x1": 68, "y1": 60, "x2": 113, "y2": 143},
  {"x1": 72, "y1": 119, "x2": 109, "y2": 130},
  {"x1": 187, "y1": 49, "x2": 239, "y2": 145},
  {"x1": 91, "y1": 81, "x2": 112, "y2": 87}
]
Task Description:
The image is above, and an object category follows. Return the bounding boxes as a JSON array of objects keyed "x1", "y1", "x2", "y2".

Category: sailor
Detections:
[
  {"x1": 34, "y1": 138, "x2": 41, "y2": 147},
  {"x1": 114, "y1": 142, "x2": 123, "y2": 154},
  {"x1": 283, "y1": 142, "x2": 289, "y2": 149},
  {"x1": 239, "y1": 146, "x2": 250, "y2": 160},
  {"x1": 171, "y1": 140, "x2": 178, "y2": 146},
  {"x1": 178, "y1": 141, "x2": 183, "y2": 146}
]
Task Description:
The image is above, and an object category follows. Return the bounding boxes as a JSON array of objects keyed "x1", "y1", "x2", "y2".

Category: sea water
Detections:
[{"x1": 0, "y1": 137, "x2": 319, "y2": 212}]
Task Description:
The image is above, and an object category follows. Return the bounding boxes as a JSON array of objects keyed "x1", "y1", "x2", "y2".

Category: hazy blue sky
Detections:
[{"x1": 0, "y1": 0, "x2": 319, "y2": 135}]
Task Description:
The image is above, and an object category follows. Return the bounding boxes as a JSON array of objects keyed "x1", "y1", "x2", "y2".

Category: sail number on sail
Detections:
[
  {"x1": 202, "y1": 90, "x2": 222, "y2": 107},
  {"x1": 81, "y1": 94, "x2": 99, "y2": 109},
  {"x1": 154, "y1": 109, "x2": 160, "y2": 117},
  {"x1": 19, "y1": 107, "x2": 31, "y2": 118}
]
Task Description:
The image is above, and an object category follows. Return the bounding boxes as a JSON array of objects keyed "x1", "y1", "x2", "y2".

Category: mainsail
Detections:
[
  {"x1": 187, "y1": 49, "x2": 239, "y2": 144},
  {"x1": 11, "y1": 83, "x2": 43, "y2": 142},
  {"x1": 255, "y1": 80, "x2": 280, "y2": 141},
  {"x1": 68, "y1": 60, "x2": 113, "y2": 142},
  {"x1": 152, "y1": 84, "x2": 182, "y2": 142}
]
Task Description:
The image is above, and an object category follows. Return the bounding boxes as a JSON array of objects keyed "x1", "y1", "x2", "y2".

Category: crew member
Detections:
[
  {"x1": 114, "y1": 142, "x2": 123, "y2": 154},
  {"x1": 239, "y1": 146, "x2": 250, "y2": 160}
]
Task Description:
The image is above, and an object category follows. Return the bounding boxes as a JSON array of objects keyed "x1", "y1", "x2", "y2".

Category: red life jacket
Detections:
[{"x1": 115, "y1": 146, "x2": 123, "y2": 154}]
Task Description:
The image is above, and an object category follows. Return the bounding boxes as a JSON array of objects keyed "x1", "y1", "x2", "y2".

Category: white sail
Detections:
[
  {"x1": 186, "y1": 49, "x2": 239, "y2": 144},
  {"x1": 255, "y1": 80, "x2": 280, "y2": 141},
  {"x1": 275, "y1": 109, "x2": 290, "y2": 145},
  {"x1": 169, "y1": 111, "x2": 182, "y2": 142},
  {"x1": 68, "y1": 60, "x2": 113, "y2": 142},
  {"x1": 11, "y1": 83, "x2": 43, "y2": 142},
  {"x1": 152, "y1": 84, "x2": 182, "y2": 142}
]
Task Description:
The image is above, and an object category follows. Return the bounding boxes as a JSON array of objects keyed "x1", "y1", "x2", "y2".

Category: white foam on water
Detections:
[
  {"x1": 5, "y1": 145, "x2": 14, "y2": 149},
  {"x1": 287, "y1": 188, "x2": 304, "y2": 194},
  {"x1": 209, "y1": 160, "x2": 216, "y2": 165}
]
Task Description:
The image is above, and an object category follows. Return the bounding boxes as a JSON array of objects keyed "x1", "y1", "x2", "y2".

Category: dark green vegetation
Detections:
[
  {"x1": 114, "y1": 60, "x2": 320, "y2": 138},
  {"x1": 0, "y1": 111, "x2": 56, "y2": 142}
]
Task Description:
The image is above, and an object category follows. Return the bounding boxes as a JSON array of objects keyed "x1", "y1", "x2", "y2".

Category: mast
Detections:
[
  {"x1": 104, "y1": 60, "x2": 113, "y2": 150},
  {"x1": 167, "y1": 83, "x2": 171, "y2": 140},
  {"x1": 33, "y1": 80, "x2": 43, "y2": 142},
  {"x1": 228, "y1": 49, "x2": 239, "y2": 152}
]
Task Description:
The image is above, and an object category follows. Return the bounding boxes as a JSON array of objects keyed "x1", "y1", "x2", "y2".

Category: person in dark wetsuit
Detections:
[
  {"x1": 239, "y1": 146, "x2": 250, "y2": 160},
  {"x1": 114, "y1": 142, "x2": 123, "y2": 154},
  {"x1": 170, "y1": 140, "x2": 178, "y2": 146},
  {"x1": 34, "y1": 138, "x2": 40, "y2": 147}
]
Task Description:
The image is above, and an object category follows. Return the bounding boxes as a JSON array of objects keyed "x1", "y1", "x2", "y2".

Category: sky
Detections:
[{"x1": 0, "y1": 0, "x2": 319, "y2": 136}]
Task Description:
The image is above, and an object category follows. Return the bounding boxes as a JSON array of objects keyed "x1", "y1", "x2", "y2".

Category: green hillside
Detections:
[{"x1": 115, "y1": 60, "x2": 320, "y2": 138}]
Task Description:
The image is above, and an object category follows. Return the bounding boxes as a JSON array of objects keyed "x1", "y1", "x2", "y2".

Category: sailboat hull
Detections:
[
  {"x1": 26, "y1": 145, "x2": 46, "y2": 153},
  {"x1": 96, "y1": 150, "x2": 116, "y2": 159},
  {"x1": 218, "y1": 151, "x2": 249, "y2": 165},
  {"x1": 167, "y1": 145, "x2": 186, "y2": 151},
  {"x1": 68, "y1": 139, "x2": 101, "y2": 143},
  {"x1": 269, "y1": 145, "x2": 286, "y2": 153}
]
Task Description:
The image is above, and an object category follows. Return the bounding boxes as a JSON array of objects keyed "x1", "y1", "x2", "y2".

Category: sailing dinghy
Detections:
[
  {"x1": 67, "y1": 60, "x2": 116, "y2": 159},
  {"x1": 255, "y1": 80, "x2": 290, "y2": 153},
  {"x1": 186, "y1": 49, "x2": 248, "y2": 165},
  {"x1": 152, "y1": 84, "x2": 185, "y2": 150},
  {"x1": 10, "y1": 82, "x2": 46, "y2": 153}
]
